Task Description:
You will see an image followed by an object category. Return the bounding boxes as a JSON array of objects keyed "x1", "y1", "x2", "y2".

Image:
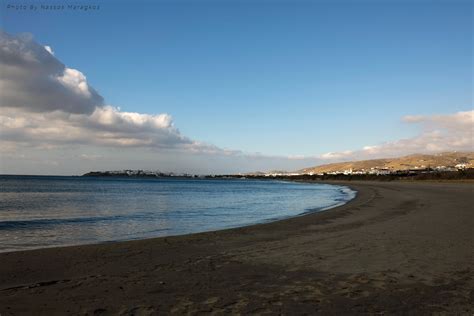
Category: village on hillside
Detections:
[
  {"x1": 262, "y1": 163, "x2": 470, "y2": 177},
  {"x1": 83, "y1": 153, "x2": 474, "y2": 180}
]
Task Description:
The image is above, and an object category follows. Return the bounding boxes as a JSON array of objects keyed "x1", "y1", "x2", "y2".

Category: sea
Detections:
[{"x1": 0, "y1": 175, "x2": 356, "y2": 252}]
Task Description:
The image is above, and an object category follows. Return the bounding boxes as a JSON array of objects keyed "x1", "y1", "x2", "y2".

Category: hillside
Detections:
[{"x1": 300, "y1": 152, "x2": 474, "y2": 174}]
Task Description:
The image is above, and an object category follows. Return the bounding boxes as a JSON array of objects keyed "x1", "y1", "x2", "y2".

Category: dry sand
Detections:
[{"x1": 0, "y1": 181, "x2": 473, "y2": 315}]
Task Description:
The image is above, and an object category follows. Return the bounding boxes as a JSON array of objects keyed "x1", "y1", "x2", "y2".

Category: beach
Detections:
[{"x1": 0, "y1": 181, "x2": 473, "y2": 315}]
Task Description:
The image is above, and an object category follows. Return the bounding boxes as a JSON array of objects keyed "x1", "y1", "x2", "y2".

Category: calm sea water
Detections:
[{"x1": 0, "y1": 175, "x2": 356, "y2": 252}]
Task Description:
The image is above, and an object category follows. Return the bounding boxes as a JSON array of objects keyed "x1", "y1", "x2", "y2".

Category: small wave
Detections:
[
  {"x1": 0, "y1": 178, "x2": 359, "y2": 252},
  {"x1": 0, "y1": 214, "x2": 146, "y2": 230}
]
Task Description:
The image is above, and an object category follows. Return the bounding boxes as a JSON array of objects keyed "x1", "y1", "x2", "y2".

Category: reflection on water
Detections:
[{"x1": 0, "y1": 176, "x2": 356, "y2": 252}]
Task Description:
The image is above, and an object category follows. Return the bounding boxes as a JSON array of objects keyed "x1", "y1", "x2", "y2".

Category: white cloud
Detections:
[
  {"x1": 88, "y1": 106, "x2": 173, "y2": 131},
  {"x1": 0, "y1": 106, "x2": 205, "y2": 151},
  {"x1": 320, "y1": 150, "x2": 354, "y2": 160},
  {"x1": 402, "y1": 110, "x2": 473, "y2": 132},
  {"x1": 44, "y1": 45, "x2": 54, "y2": 55},
  {"x1": 0, "y1": 31, "x2": 226, "y2": 155},
  {"x1": 0, "y1": 31, "x2": 103, "y2": 114},
  {"x1": 0, "y1": 30, "x2": 103, "y2": 114},
  {"x1": 319, "y1": 110, "x2": 473, "y2": 161},
  {"x1": 57, "y1": 68, "x2": 92, "y2": 98}
]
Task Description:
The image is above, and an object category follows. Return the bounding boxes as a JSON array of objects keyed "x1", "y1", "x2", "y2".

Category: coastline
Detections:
[
  {"x1": 1, "y1": 181, "x2": 473, "y2": 314},
  {"x1": 0, "y1": 179, "x2": 356, "y2": 254}
]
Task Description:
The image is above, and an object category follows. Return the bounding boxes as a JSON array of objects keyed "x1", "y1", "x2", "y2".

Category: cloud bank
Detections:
[
  {"x1": 318, "y1": 110, "x2": 473, "y2": 162},
  {"x1": 0, "y1": 31, "x2": 103, "y2": 114},
  {"x1": 0, "y1": 31, "x2": 234, "y2": 155}
]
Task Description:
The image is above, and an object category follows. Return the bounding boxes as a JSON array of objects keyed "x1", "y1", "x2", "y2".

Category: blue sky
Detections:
[{"x1": 0, "y1": 0, "x2": 472, "y2": 174}]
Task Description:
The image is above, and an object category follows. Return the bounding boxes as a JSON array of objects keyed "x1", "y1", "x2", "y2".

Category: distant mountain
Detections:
[{"x1": 300, "y1": 152, "x2": 474, "y2": 175}]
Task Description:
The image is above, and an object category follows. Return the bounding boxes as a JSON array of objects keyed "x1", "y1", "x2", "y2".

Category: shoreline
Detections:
[
  {"x1": 0, "y1": 180, "x2": 356, "y2": 254},
  {"x1": 1, "y1": 181, "x2": 473, "y2": 314}
]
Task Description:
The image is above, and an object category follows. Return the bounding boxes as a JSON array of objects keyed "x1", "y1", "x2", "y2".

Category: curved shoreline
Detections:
[
  {"x1": 1, "y1": 181, "x2": 473, "y2": 314},
  {"x1": 0, "y1": 181, "x2": 356, "y2": 254}
]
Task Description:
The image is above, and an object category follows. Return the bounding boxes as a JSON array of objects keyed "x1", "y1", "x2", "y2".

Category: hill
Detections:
[{"x1": 300, "y1": 152, "x2": 474, "y2": 175}]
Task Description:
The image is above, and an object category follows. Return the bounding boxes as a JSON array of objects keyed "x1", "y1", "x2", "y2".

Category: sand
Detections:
[{"x1": 0, "y1": 181, "x2": 473, "y2": 315}]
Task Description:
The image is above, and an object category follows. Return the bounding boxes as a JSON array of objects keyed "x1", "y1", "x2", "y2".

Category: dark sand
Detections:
[{"x1": 0, "y1": 181, "x2": 473, "y2": 315}]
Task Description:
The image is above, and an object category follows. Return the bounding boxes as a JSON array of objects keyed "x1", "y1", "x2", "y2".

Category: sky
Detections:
[{"x1": 0, "y1": 0, "x2": 472, "y2": 175}]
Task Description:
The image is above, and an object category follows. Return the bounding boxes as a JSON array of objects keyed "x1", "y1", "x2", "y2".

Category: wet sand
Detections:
[{"x1": 0, "y1": 181, "x2": 473, "y2": 315}]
